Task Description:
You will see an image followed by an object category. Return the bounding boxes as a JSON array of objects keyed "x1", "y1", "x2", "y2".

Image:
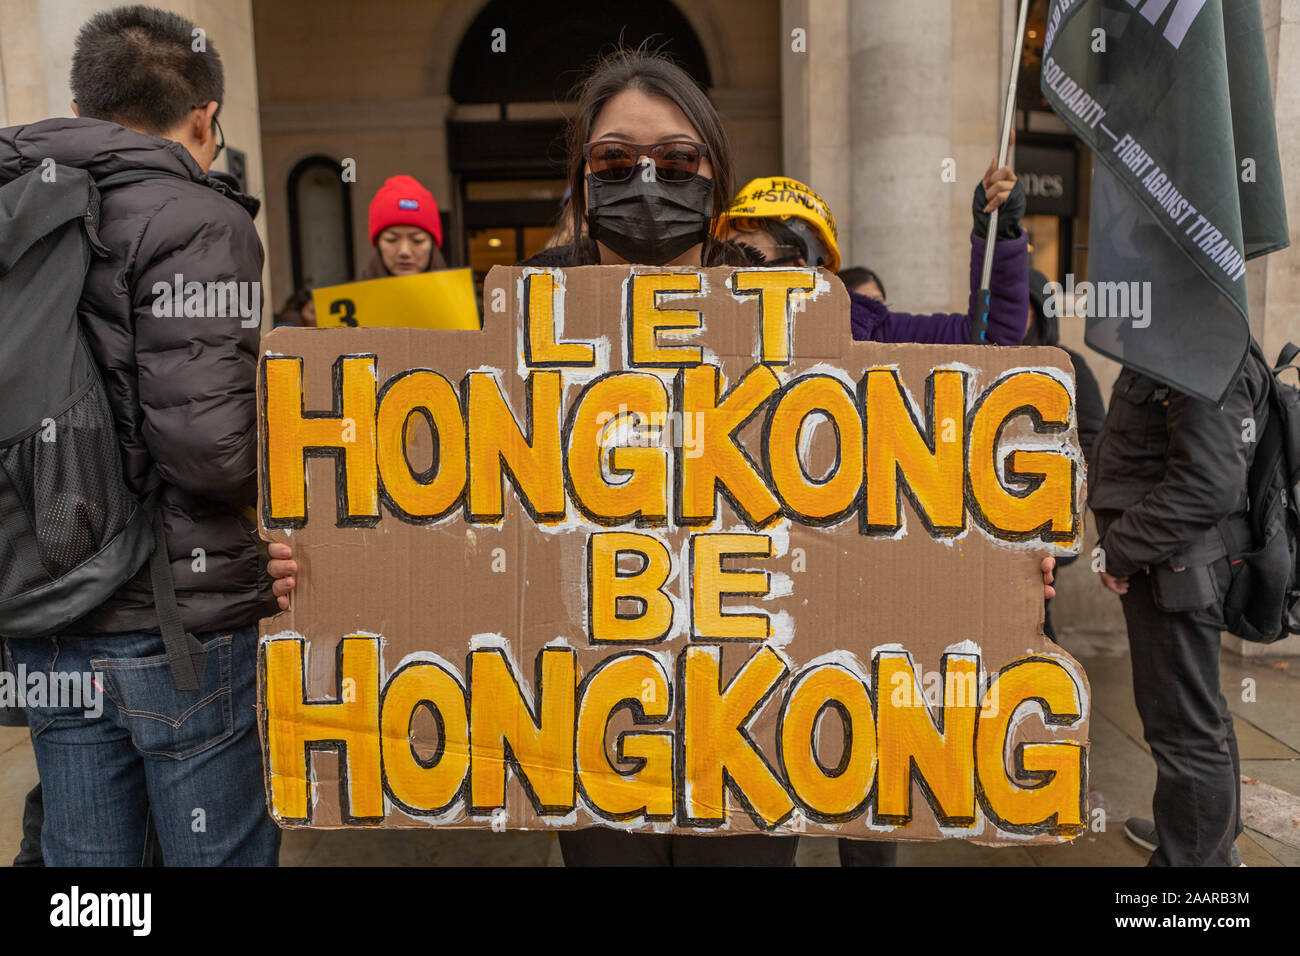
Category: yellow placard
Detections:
[{"x1": 312, "y1": 269, "x2": 481, "y2": 330}]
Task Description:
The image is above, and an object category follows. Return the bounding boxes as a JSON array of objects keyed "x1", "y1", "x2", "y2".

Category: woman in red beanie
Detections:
[{"x1": 362, "y1": 174, "x2": 448, "y2": 278}]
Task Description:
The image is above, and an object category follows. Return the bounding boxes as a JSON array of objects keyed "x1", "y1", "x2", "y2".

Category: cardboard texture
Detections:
[{"x1": 258, "y1": 264, "x2": 1091, "y2": 844}]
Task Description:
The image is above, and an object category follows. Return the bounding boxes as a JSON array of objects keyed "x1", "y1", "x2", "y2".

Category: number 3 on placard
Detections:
[{"x1": 331, "y1": 298, "x2": 358, "y2": 327}]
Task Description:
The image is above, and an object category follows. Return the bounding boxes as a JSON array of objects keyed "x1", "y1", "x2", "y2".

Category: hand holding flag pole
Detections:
[{"x1": 972, "y1": 0, "x2": 1031, "y2": 344}]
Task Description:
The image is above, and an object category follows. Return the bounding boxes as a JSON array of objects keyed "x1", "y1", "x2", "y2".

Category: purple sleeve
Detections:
[
  {"x1": 849, "y1": 228, "x2": 1029, "y2": 346},
  {"x1": 970, "y1": 228, "x2": 1030, "y2": 346}
]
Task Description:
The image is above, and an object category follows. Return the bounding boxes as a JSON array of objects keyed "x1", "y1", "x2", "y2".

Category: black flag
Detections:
[{"x1": 1042, "y1": 0, "x2": 1289, "y2": 403}]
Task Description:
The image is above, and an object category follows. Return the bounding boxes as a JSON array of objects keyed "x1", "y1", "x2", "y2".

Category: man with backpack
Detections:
[
  {"x1": 1089, "y1": 354, "x2": 1272, "y2": 866},
  {"x1": 0, "y1": 5, "x2": 278, "y2": 865}
]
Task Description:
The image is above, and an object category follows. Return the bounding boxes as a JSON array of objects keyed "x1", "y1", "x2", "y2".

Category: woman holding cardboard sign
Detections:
[
  {"x1": 517, "y1": 47, "x2": 802, "y2": 866},
  {"x1": 265, "y1": 46, "x2": 1058, "y2": 867}
]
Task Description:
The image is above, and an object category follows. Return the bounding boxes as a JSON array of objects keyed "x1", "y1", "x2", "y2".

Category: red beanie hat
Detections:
[{"x1": 369, "y1": 175, "x2": 442, "y2": 247}]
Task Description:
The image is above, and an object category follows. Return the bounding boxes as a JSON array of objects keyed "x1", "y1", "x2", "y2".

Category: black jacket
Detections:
[
  {"x1": 1089, "y1": 360, "x2": 1270, "y2": 580},
  {"x1": 0, "y1": 118, "x2": 275, "y2": 634}
]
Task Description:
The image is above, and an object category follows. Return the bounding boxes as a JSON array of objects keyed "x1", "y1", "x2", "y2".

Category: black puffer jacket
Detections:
[{"x1": 0, "y1": 117, "x2": 275, "y2": 634}]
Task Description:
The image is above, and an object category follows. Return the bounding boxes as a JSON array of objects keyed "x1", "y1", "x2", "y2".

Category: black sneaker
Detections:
[
  {"x1": 1123, "y1": 817, "x2": 1158, "y2": 851},
  {"x1": 1123, "y1": 817, "x2": 1244, "y2": 865}
]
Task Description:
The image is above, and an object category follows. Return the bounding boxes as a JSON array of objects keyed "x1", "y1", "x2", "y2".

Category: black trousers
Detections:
[
  {"x1": 837, "y1": 839, "x2": 898, "y2": 866},
  {"x1": 1119, "y1": 563, "x2": 1242, "y2": 866},
  {"x1": 559, "y1": 829, "x2": 797, "y2": 866},
  {"x1": 13, "y1": 783, "x2": 43, "y2": 867}
]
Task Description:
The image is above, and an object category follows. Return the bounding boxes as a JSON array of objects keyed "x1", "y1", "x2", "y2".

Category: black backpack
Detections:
[
  {"x1": 0, "y1": 163, "x2": 206, "y2": 690},
  {"x1": 1222, "y1": 341, "x2": 1300, "y2": 644}
]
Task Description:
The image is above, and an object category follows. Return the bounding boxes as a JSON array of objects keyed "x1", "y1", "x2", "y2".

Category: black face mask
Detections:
[{"x1": 586, "y1": 171, "x2": 713, "y2": 265}]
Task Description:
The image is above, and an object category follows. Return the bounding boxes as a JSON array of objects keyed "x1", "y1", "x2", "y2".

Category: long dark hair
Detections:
[
  {"x1": 359, "y1": 234, "x2": 448, "y2": 280},
  {"x1": 837, "y1": 267, "x2": 887, "y2": 301},
  {"x1": 564, "y1": 46, "x2": 734, "y2": 263}
]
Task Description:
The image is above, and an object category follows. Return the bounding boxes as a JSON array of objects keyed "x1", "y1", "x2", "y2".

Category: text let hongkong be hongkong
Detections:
[{"x1": 257, "y1": 267, "x2": 1085, "y2": 835}]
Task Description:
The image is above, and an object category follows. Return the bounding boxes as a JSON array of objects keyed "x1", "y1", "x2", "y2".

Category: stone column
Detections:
[
  {"x1": 780, "y1": 0, "x2": 853, "y2": 266},
  {"x1": 847, "y1": 0, "x2": 952, "y2": 310},
  {"x1": 0, "y1": 0, "x2": 48, "y2": 123}
]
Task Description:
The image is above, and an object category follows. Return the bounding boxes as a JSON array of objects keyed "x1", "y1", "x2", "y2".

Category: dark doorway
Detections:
[
  {"x1": 287, "y1": 155, "x2": 355, "y2": 292},
  {"x1": 449, "y1": 0, "x2": 711, "y2": 104},
  {"x1": 447, "y1": 0, "x2": 713, "y2": 281}
]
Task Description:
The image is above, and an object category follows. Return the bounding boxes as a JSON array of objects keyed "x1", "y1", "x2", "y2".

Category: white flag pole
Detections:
[{"x1": 972, "y1": 0, "x2": 1032, "y2": 343}]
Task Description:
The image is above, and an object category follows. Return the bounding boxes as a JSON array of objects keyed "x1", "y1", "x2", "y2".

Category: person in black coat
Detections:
[
  {"x1": 0, "y1": 6, "x2": 277, "y2": 866},
  {"x1": 1090, "y1": 351, "x2": 1268, "y2": 866}
]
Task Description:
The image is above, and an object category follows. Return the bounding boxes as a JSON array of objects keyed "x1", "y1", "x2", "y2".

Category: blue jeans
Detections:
[{"x1": 6, "y1": 626, "x2": 279, "y2": 866}]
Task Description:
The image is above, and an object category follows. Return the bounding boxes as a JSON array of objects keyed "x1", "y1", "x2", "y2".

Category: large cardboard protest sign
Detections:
[{"x1": 257, "y1": 264, "x2": 1090, "y2": 844}]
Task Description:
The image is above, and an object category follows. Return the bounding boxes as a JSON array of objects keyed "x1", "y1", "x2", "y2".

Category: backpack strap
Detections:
[
  {"x1": 1275, "y1": 342, "x2": 1300, "y2": 374},
  {"x1": 141, "y1": 484, "x2": 207, "y2": 693}
]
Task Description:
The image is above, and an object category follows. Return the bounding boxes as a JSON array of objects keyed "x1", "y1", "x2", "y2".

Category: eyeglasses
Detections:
[
  {"x1": 212, "y1": 114, "x2": 224, "y2": 162},
  {"x1": 194, "y1": 104, "x2": 224, "y2": 162},
  {"x1": 582, "y1": 140, "x2": 709, "y2": 183}
]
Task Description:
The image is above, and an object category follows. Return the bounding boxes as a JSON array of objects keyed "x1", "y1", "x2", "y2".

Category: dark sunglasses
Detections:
[{"x1": 582, "y1": 140, "x2": 708, "y2": 183}]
